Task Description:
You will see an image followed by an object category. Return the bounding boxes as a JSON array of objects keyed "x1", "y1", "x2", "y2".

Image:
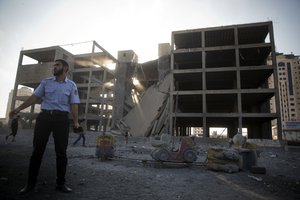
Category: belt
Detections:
[{"x1": 41, "y1": 109, "x2": 69, "y2": 115}]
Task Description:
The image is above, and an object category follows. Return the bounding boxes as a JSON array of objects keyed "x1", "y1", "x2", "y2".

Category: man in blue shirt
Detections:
[{"x1": 10, "y1": 59, "x2": 80, "y2": 194}]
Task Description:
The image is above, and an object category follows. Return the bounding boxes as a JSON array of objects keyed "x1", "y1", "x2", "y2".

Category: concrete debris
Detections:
[
  {"x1": 210, "y1": 146, "x2": 239, "y2": 160},
  {"x1": 248, "y1": 175, "x2": 263, "y2": 182},
  {"x1": 123, "y1": 74, "x2": 170, "y2": 137},
  {"x1": 270, "y1": 154, "x2": 278, "y2": 158},
  {"x1": 1, "y1": 129, "x2": 300, "y2": 200},
  {"x1": 231, "y1": 132, "x2": 247, "y2": 147},
  {"x1": 207, "y1": 146, "x2": 240, "y2": 173},
  {"x1": 79, "y1": 178, "x2": 86, "y2": 185}
]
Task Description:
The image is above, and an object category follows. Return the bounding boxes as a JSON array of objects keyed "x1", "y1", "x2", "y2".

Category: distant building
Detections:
[
  {"x1": 271, "y1": 53, "x2": 300, "y2": 140},
  {"x1": 276, "y1": 53, "x2": 300, "y2": 122}
]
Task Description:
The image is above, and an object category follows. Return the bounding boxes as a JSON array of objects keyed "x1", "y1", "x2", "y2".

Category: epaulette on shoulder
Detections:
[
  {"x1": 44, "y1": 77, "x2": 55, "y2": 81},
  {"x1": 68, "y1": 79, "x2": 77, "y2": 87}
]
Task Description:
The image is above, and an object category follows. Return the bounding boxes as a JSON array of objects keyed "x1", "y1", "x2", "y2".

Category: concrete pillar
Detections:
[
  {"x1": 158, "y1": 43, "x2": 171, "y2": 81},
  {"x1": 10, "y1": 52, "x2": 23, "y2": 112},
  {"x1": 112, "y1": 50, "x2": 137, "y2": 127},
  {"x1": 262, "y1": 121, "x2": 272, "y2": 139},
  {"x1": 204, "y1": 123, "x2": 209, "y2": 138}
]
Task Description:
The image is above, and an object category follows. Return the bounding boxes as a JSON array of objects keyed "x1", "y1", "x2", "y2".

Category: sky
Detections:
[{"x1": 0, "y1": 0, "x2": 299, "y2": 118}]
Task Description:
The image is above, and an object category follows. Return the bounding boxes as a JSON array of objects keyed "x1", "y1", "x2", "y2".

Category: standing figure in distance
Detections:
[
  {"x1": 72, "y1": 119, "x2": 86, "y2": 147},
  {"x1": 5, "y1": 115, "x2": 20, "y2": 143},
  {"x1": 9, "y1": 59, "x2": 80, "y2": 194}
]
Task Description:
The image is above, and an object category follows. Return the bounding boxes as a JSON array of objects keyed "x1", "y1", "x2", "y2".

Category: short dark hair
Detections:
[{"x1": 55, "y1": 59, "x2": 69, "y2": 69}]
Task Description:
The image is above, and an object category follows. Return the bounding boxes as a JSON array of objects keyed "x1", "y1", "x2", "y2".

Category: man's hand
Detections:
[
  {"x1": 9, "y1": 95, "x2": 39, "y2": 119},
  {"x1": 73, "y1": 126, "x2": 83, "y2": 133},
  {"x1": 73, "y1": 122, "x2": 80, "y2": 128},
  {"x1": 9, "y1": 107, "x2": 21, "y2": 119}
]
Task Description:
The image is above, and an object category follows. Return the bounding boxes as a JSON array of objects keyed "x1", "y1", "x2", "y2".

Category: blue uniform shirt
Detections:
[{"x1": 34, "y1": 77, "x2": 80, "y2": 112}]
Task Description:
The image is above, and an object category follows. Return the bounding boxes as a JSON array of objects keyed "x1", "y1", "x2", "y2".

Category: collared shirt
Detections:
[{"x1": 34, "y1": 77, "x2": 80, "y2": 112}]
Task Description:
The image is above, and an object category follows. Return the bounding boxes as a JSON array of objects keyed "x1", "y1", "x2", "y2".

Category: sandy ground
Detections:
[{"x1": 0, "y1": 128, "x2": 299, "y2": 200}]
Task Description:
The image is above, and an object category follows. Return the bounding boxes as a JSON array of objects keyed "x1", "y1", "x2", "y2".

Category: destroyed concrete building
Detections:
[
  {"x1": 10, "y1": 21, "x2": 282, "y2": 139},
  {"x1": 11, "y1": 41, "x2": 117, "y2": 130},
  {"x1": 120, "y1": 21, "x2": 281, "y2": 139},
  {"x1": 169, "y1": 21, "x2": 281, "y2": 139}
]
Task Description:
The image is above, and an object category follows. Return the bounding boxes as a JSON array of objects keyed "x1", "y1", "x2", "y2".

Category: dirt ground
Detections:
[{"x1": 0, "y1": 128, "x2": 299, "y2": 200}]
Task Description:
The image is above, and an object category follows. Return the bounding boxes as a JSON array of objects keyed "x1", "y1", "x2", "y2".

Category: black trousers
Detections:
[{"x1": 27, "y1": 111, "x2": 69, "y2": 185}]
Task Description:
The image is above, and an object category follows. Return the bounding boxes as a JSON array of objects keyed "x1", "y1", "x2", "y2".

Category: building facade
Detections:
[
  {"x1": 170, "y1": 21, "x2": 281, "y2": 139},
  {"x1": 276, "y1": 54, "x2": 300, "y2": 122},
  {"x1": 10, "y1": 41, "x2": 117, "y2": 131},
  {"x1": 275, "y1": 53, "x2": 300, "y2": 140}
]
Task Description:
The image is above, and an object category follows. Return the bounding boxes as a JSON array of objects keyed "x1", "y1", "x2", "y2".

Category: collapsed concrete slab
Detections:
[{"x1": 123, "y1": 74, "x2": 171, "y2": 137}]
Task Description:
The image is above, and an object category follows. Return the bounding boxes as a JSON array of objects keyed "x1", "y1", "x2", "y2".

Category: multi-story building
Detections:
[
  {"x1": 170, "y1": 21, "x2": 281, "y2": 139},
  {"x1": 276, "y1": 53, "x2": 300, "y2": 122},
  {"x1": 10, "y1": 41, "x2": 117, "y2": 131},
  {"x1": 273, "y1": 53, "x2": 300, "y2": 140}
]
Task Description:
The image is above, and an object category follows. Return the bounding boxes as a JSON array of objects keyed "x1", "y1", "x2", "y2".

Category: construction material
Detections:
[
  {"x1": 95, "y1": 133, "x2": 115, "y2": 160},
  {"x1": 239, "y1": 148, "x2": 258, "y2": 171},
  {"x1": 207, "y1": 146, "x2": 240, "y2": 173}
]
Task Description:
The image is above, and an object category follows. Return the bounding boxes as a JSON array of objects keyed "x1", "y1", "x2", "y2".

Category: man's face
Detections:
[{"x1": 53, "y1": 61, "x2": 65, "y2": 76}]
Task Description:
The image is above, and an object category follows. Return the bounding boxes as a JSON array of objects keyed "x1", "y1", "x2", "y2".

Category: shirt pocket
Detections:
[
  {"x1": 45, "y1": 87, "x2": 56, "y2": 101},
  {"x1": 59, "y1": 90, "x2": 71, "y2": 104}
]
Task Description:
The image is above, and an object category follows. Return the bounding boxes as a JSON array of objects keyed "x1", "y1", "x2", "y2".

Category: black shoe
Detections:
[
  {"x1": 19, "y1": 184, "x2": 35, "y2": 194},
  {"x1": 56, "y1": 184, "x2": 72, "y2": 193}
]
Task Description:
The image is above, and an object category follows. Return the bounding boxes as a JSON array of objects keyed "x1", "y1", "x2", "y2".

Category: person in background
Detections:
[
  {"x1": 72, "y1": 119, "x2": 86, "y2": 147},
  {"x1": 9, "y1": 59, "x2": 80, "y2": 194},
  {"x1": 5, "y1": 115, "x2": 20, "y2": 143}
]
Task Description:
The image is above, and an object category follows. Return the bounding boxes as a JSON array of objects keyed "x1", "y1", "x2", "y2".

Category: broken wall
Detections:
[{"x1": 123, "y1": 74, "x2": 171, "y2": 137}]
